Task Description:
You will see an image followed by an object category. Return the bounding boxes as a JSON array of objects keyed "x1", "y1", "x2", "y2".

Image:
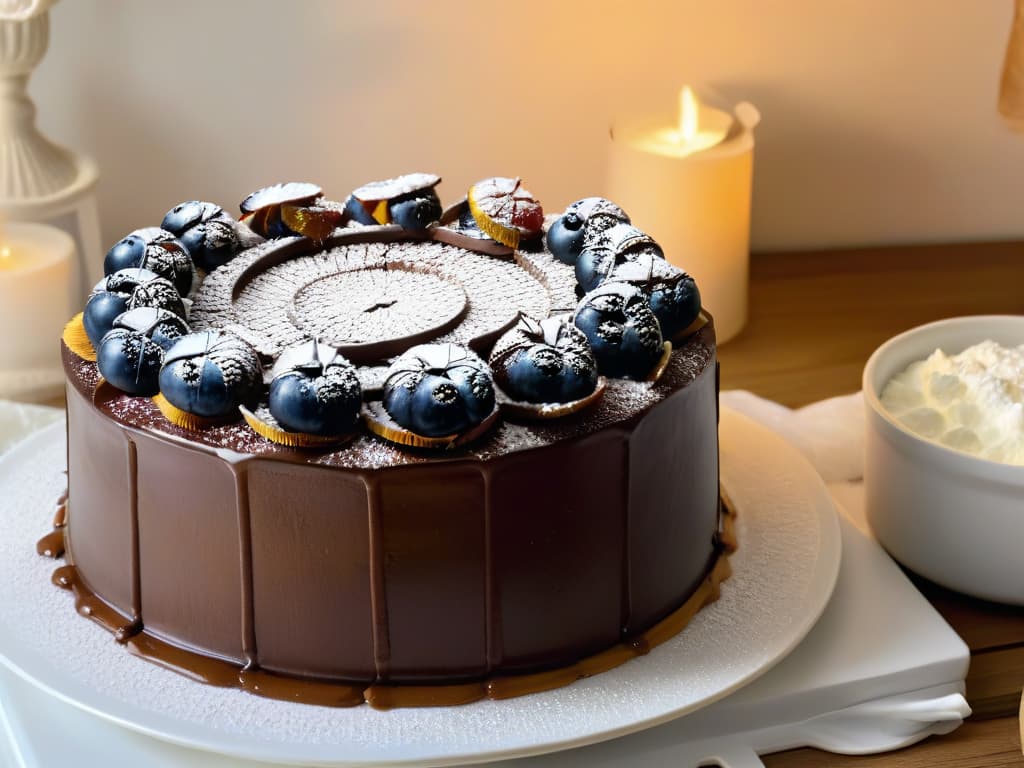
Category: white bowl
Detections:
[{"x1": 863, "y1": 315, "x2": 1024, "y2": 605}]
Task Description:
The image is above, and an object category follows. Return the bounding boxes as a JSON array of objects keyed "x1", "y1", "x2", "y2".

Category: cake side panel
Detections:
[
  {"x1": 248, "y1": 462, "x2": 376, "y2": 681},
  {"x1": 489, "y1": 433, "x2": 626, "y2": 670},
  {"x1": 136, "y1": 438, "x2": 245, "y2": 664},
  {"x1": 64, "y1": 383, "x2": 135, "y2": 618},
  {"x1": 626, "y1": 357, "x2": 720, "y2": 632},
  {"x1": 377, "y1": 466, "x2": 487, "y2": 681}
]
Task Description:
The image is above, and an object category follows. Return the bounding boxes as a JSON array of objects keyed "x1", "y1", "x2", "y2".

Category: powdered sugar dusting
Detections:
[{"x1": 192, "y1": 239, "x2": 550, "y2": 361}]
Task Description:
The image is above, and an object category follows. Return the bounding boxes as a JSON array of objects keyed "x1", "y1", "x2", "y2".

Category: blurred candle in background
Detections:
[
  {"x1": 607, "y1": 87, "x2": 759, "y2": 343},
  {"x1": 0, "y1": 221, "x2": 76, "y2": 373}
]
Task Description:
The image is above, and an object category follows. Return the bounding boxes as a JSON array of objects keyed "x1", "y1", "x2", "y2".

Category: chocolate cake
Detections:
[{"x1": 48, "y1": 176, "x2": 731, "y2": 709}]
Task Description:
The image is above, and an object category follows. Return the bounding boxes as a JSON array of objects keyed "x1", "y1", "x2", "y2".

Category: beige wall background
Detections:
[{"x1": 30, "y1": 0, "x2": 1024, "y2": 252}]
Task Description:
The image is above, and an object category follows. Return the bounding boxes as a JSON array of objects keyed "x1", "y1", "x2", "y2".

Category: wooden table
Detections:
[{"x1": 718, "y1": 241, "x2": 1024, "y2": 767}]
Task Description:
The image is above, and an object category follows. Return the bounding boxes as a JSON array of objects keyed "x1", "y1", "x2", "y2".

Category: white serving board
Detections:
[{"x1": 0, "y1": 492, "x2": 969, "y2": 768}]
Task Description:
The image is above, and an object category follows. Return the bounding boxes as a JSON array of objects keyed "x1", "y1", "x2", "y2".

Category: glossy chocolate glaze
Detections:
[
  {"x1": 51, "y1": 504, "x2": 734, "y2": 709},
  {"x1": 59, "y1": 321, "x2": 721, "y2": 705},
  {"x1": 54, "y1": 220, "x2": 724, "y2": 707}
]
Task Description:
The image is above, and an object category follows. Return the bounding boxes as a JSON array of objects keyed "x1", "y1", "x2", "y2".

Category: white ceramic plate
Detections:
[{"x1": 0, "y1": 408, "x2": 840, "y2": 767}]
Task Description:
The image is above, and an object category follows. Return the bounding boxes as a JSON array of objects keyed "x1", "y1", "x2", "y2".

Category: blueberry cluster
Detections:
[
  {"x1": 546, "y1": 198, "x2": 702, "y2": 379},
  {"x1": 70, "y1": 176, "x2": 703, "y2": 449},
  {"x1": 490, "y1": 316, "x2": 599, "y2": 404},
  {"x1": 84, "y1": 269, "x2": 185, "y2": 349}
]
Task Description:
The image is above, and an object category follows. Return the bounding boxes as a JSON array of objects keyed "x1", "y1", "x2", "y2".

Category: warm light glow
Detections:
[
  {"x1": 679, "y1": 86, "x2": 699, "y2": 144},
  {"x1": 0, "y1": 244, "x2": 25, "y2": 271},
  {"x1": 621, "y1": 85, "x2": 732, "y2": 158}
]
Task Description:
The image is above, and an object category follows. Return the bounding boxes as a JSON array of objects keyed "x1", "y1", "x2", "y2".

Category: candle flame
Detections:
[
  {"x1": 0, "y1": 246, "x2": 9, "y2": 261},
  {"x1": 679, "y1": 86, "x2": 699, "y2": 143}
]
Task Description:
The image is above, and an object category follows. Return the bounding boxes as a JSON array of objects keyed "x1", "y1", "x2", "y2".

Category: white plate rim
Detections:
[{"x1": 0, "y1": 408, "x2": 841, "y2": 767}]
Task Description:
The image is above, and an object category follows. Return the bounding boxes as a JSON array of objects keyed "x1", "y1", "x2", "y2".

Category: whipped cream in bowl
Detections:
[
  {"x1": 863, "y1": 315, "x2": 1024, "y2": 605},
  {"x1": 881, "y1": 340, "x2": 1024, "y2": 465}
]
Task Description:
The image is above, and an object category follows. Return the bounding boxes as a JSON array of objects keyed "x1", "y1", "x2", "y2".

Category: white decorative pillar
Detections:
[
  {"x1": 0, "y1": 0, "x2": 101, "y2": 294},
  {"x1": 0, "y1": 0, "x2": 101, "y2": 401}
]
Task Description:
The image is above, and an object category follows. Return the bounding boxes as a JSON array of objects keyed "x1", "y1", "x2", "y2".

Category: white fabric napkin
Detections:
[
  {"x1": 0, "y1": 400, "x2": 62, "y2": 457},
  {"x1": 721, "y1": 390, "x2": 871, "y2": 535},
  {"x1": 721, "y1": 391, "x2": 865, "y2": 484}
]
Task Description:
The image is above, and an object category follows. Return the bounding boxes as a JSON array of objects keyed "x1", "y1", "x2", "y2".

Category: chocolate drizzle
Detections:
[
  {"x1": 128, "y1": 438, "x2": 141, "y2": 627},
  {"x1": 35, "y1": 488, "x2": 69, "y2": 558},
  {"x1": 235, "y1": 466, "x2": 258, "y2": 668},
  {"x1": 44, "y1": 508, "x2": 734, "y2": 709},
  {"x1": 482, "y1": 470, "x2": 502, "y2": 669},
  {"x1": 365, "y1": 477, "x2": 391, "y2": 681},
  {"x1": 35, "y1": 529, "x2": 64, "y2": 559}
]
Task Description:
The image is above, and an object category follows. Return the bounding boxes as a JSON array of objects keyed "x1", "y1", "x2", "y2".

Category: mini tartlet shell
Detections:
[
  {"x1": 362, "y1": 401, "x2": 499, "y2": 450},
  {"x1": 497, "y1": 377, "x2": 607, "y2": 421},
  {"x1": 239, "y1": 405, "x2": 354, "y2": 449},
  {"x1": 674, "y1": 311, "x2": 710, "y2": 344},
  {"x1": 62, "y1": 313, "x2": 96, "y2": 362},
  {"x1": 153, "y1": 393, "x2": 237, "y2": 431},
  {"x1": 648, "y1": 342, "x2": 673, "y2": 384}
]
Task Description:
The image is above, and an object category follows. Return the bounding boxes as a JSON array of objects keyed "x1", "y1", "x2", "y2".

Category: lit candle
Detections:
[
  {"x1": 0, "y1": 221, "x2": 76, "y2": 374},
  {"x1": 606, "y1": 87, "x2": 759, "y2": 343}
]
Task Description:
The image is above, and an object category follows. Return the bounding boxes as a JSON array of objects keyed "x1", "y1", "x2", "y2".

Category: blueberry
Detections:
[
  {"x1": 573, "y1": 282, "x2": 664, "y2": 380},
  {"x1": 82, "y1": 268, "x2": 183, "y2": 348},
  {"x1": 103, "y1": 227, "x2": 180, "y2": 276},
  {"x1": 383, "y1": 344, "x2": 495, "y2": 437},
  {"x1": 97, "y1": 328, "x2": 165, "y2": 396},
  {"x1": 608, "y1": 255, "x2": 702, "y2": 339},
  {"x1": 111, "y1": 307, "x2": 189, "y2": 350},
  {"x1": 491, "y1": 317, "x2": 598, "y2": 403},
  {"x1": 178, "y1": 219, "x2": 240, "y2": 272},
  {"x1": 575, "y1": 223, "x2": 664, "y2": 293},
  {"x1": 159, "y1": 331, "x2": 262, "y2": 418},
  {"x1": 138, "y1": 242, "x2": 195, "y2": 295},
  {"x1": 390, "y1": 192, "x2": 442, "y2": 231},
  {"x1": 268, "y1": 341, "x2": 362, "y2": 435},
  {"x1": 83, "y1": 292, "x2": 129, "y2": 348},
  {"x1": 547, "y1": 198, "x2": 629, "y2": 266},
  {"x1": 546, "y1": 217, "x2": 586, "y2": 265},
  {"x1": 124, "y1": 275, "x2": 186, "y2": 317},
  {"x1": 567, "y1": 197, "x2": 629, "y2": 227},
  {"x1": 409, "y1": 376, "x2": 469, "y2": 436},
  {"x1": 344, "y1": 194, "x2": 376, "y2": 225},
  {"x1": 161, "y1": 201, "x2": 225, "y2": 235},
  {"x1": 649, "y1": 274, "x2": 700, "y2": 338}
]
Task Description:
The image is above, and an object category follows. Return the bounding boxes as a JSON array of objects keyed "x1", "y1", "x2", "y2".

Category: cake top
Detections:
[{"x1": 64, "y1": 173, "x2": 713, "y2": 465}]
